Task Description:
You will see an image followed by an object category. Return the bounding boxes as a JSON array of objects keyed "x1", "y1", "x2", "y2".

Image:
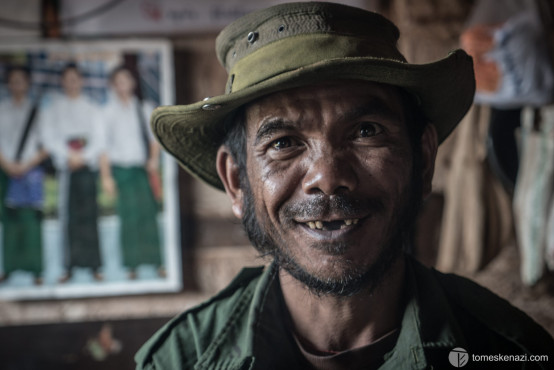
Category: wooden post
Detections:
[{"x1": 41, "y1": 0, "x2": 61, "y2": 38}]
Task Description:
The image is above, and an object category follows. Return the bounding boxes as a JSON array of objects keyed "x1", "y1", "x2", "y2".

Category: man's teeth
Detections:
[{"x1": 306, "y1": 219, "x2": 359, "y2": 230}]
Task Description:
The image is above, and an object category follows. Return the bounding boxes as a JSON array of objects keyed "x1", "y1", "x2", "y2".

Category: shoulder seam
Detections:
[
  {"x1": 432, "y1": 268, "x2": 553, "y2": 356},
  {"x1": 136, "y1": 266, "x2": 266, "y2": 367}
]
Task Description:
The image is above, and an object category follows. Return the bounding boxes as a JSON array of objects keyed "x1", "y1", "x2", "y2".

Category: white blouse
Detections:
[
  {"x1": 40, "y1": 93, "x2": 105, "y2": 170},
  {"x1": 102, "y1": 96, "x2": 155, "y2": 167},
  {"x1": 0, "y1": 98, "x2": 44, "y2": 163}
]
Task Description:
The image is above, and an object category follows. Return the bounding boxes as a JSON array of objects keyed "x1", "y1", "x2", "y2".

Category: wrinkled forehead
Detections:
[
  {"x1": 8, "y1": 69, "x2": 30, "y2": 82},
  {"x1": 244, "y1": 80, "x2": 406, "y2": 130},
  {"x1": 62, "y1": 67, "x2": 82, "y2": 79},
  {"x1": 112, "y1": 68, "x2": 135, "y2": 82}
]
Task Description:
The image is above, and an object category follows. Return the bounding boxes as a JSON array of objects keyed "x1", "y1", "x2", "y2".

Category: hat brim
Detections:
[{"x1": 152, "y1": 49, "x2": 475, "y2": 190}]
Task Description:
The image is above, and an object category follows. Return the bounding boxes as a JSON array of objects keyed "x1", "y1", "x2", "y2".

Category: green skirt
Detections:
[
  {"x1": 0, "y1": 169, "x2": 8, "y2": 221},
  {"x1": 112, "y1": 166, "x2": 161, "y2": 269},
  {"x1": 66, "y1": 167, "x2": 101, "y2": 269},
  {"x1": 2, "y1": 208, "x2": 43, "y2": 276},
  {"x1": 1, "y1": 169, "x2": 43, "y2": 276}
]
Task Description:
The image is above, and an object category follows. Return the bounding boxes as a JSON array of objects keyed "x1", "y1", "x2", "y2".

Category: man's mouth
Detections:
[{"x1": 305, "y1": 219, "x2": 360, "y2": 231}]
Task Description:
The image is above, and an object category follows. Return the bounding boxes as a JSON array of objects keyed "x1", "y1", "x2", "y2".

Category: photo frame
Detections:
[{"x1": 0, "y1": 39, "x2": 180, "y2": 299}]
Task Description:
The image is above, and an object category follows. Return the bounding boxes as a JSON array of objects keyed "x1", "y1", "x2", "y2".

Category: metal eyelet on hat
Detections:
[
  {"x1": 247, "y1": 31, "x2": 258, "y2": 44},
  {"x1": 201, "y1": 103, "x2": 222, "y2": 111}
]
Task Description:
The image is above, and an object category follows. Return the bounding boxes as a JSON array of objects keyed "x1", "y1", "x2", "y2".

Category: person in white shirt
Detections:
[
  {"x1": 41, "y1": 63, "x2": 104, "y2": 282},
  {"x1": 100, "y1": 66, "x2": 163, "y2": 280},
  {"x1": 0, "y1": 66, "x2": 48, "y2": 284}
]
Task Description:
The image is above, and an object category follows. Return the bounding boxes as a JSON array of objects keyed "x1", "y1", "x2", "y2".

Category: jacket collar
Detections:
[
  {"x1": 193, "y1": 264, "x2": 278, "y2": 370},
  {"x1": 195, "y1": 257, "x2": 467, "y2": 370},
  {"x1": 380, "y1": 257, "x2": 467, "y2": 369}
]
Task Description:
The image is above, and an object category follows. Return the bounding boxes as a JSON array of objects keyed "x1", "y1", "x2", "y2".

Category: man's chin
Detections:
[
  {"x1": 274, "y1": 248, "x2": 402, "y2": 298},
  {"x1": 240, "y1": 175, "x2": 414, "y2": 297}
]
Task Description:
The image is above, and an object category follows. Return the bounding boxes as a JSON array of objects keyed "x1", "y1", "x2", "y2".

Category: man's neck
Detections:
[
  {"x1": 11, "y1": 94, "x2": 26, "y2": 106},
  {"x1": 279, "y1": 256, "x2": 406, "y2": 353},
  {"x1": 117, "y1": 93, "x2": 132, "y2": 105},
  {"x1": 65, "y1": 91, "x2": 81, "y2": 99}
]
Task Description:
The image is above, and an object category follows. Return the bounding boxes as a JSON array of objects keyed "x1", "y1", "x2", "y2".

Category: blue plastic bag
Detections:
[{"x1": 5, "y1": 166, "x2": 45, "y2": 209}]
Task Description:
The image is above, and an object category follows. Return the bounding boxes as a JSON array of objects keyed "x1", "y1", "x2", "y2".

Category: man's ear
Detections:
[
  {"x1": 420, "y1": 124, "x2": 438, "y2": 199},
  {"x1": 216, "y1": 145, "x2": 244, "y2": 219}
]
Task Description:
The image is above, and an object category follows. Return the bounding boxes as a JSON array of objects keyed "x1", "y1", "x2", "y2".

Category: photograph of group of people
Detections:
[{"x1": 0, "y1": 41, "x2": 179, "y2": 299}]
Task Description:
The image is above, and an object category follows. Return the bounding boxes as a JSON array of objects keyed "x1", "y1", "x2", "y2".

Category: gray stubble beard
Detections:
[{"x1": 239, "y1": 173, "x2": 421, "y2": 298}]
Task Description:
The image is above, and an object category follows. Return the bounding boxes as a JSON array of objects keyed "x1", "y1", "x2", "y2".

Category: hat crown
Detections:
[
  {"x1": 151, "y1": 2, "x2": 474, "y2": 191},
  {"x1": 216, "y1": 2, "x2": 403, "y2": 74}
]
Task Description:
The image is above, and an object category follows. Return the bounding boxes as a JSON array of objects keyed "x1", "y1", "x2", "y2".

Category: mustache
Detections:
[{"x1": 281, "y1": 194, "x2": 385, "y2": 221}]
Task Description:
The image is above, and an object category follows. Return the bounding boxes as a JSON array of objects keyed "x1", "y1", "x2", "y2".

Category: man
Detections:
[
  {"x1": 0, "y1": 66, "x2": 47, "y2": 285},
  {"x1": 136, "y1": 3, "x2": 554, "y2": 369},
  {"x1": 100, "y1": 66, "x2": 163, "y2": 280},
  {"x1": 41, "y1": 63, "x2": 104, "y2": 282}
]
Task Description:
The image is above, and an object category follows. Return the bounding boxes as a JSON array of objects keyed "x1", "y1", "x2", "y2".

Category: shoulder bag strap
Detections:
[
  {"x1": 135, "y1": 99, "x2": 151, "y2": 159},
  {"x1": 14, "y1": 102, "x2": 39, "y2": 162}
]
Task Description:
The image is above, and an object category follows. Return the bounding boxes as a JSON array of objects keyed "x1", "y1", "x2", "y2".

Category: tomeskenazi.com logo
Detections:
[{"x1": 449, "y1": 347, "x2": 469, "y2": 367}]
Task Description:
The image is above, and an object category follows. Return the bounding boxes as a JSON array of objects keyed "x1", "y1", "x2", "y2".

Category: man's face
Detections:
[
  {"x1": 221, "y1": 80, "x2": 432, "y2": 296},
  {"x1": 112, "y1": 70, "x2": 136, "y2": 97},
  {"x1": 8, "y1": 70, "x2": 29, "y2": 97},
  {"x1": 62, "y1": 68, "x2": 83, "y2": 97}
]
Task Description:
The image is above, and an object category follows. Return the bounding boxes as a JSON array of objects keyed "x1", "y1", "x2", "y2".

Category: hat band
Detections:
[{"x1": 227, "y1": 33, "x2": 407, "y2": 93}]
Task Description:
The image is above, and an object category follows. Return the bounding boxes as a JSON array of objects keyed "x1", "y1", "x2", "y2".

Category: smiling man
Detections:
[{"x1": 136, "y1": 2, "x2": 553, "y2": 369}]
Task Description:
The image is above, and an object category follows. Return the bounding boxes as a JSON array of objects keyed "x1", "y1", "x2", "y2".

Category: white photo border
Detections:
[{"x1": 0, "y1": 39, "x2": 181, "y2": 300}]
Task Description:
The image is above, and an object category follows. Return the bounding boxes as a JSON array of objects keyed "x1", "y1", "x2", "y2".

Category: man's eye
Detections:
[
  {"x1": 270, "y1": 137, "x2": 292, "y2": 150},
  {"x1": 358, "y1": 122, "x2": 383, "y2": 138}
]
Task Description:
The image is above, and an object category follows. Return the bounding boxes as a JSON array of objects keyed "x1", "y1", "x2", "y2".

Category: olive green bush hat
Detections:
[{"x1": 152, "y1": 1, "x2": 475, "y2": 190}]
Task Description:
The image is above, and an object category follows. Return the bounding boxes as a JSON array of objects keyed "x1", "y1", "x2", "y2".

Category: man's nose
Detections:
[{"x1": 301, "y1": 149, "x2": 358, "y2": 195}]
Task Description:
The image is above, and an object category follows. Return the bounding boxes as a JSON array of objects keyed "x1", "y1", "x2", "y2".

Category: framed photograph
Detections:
[{"x1": 0, "y1": 39, "x2": 180, "y2": 299}]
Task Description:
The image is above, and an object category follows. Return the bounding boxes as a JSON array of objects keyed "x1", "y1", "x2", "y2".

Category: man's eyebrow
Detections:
[
  {"x1": 254, "y1": 119, "x2": 296, "y2": 145},
  {"x1": 339, "y1": 100, "x2": 401, "y2": 123},
  {"x1": 252, "y1": 99, "x2": 401, "y2": 144}
]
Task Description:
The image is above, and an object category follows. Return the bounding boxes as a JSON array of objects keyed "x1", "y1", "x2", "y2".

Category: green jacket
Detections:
[{"x1": 136, "y1": 257, "x2": 554, "y2": 369}]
